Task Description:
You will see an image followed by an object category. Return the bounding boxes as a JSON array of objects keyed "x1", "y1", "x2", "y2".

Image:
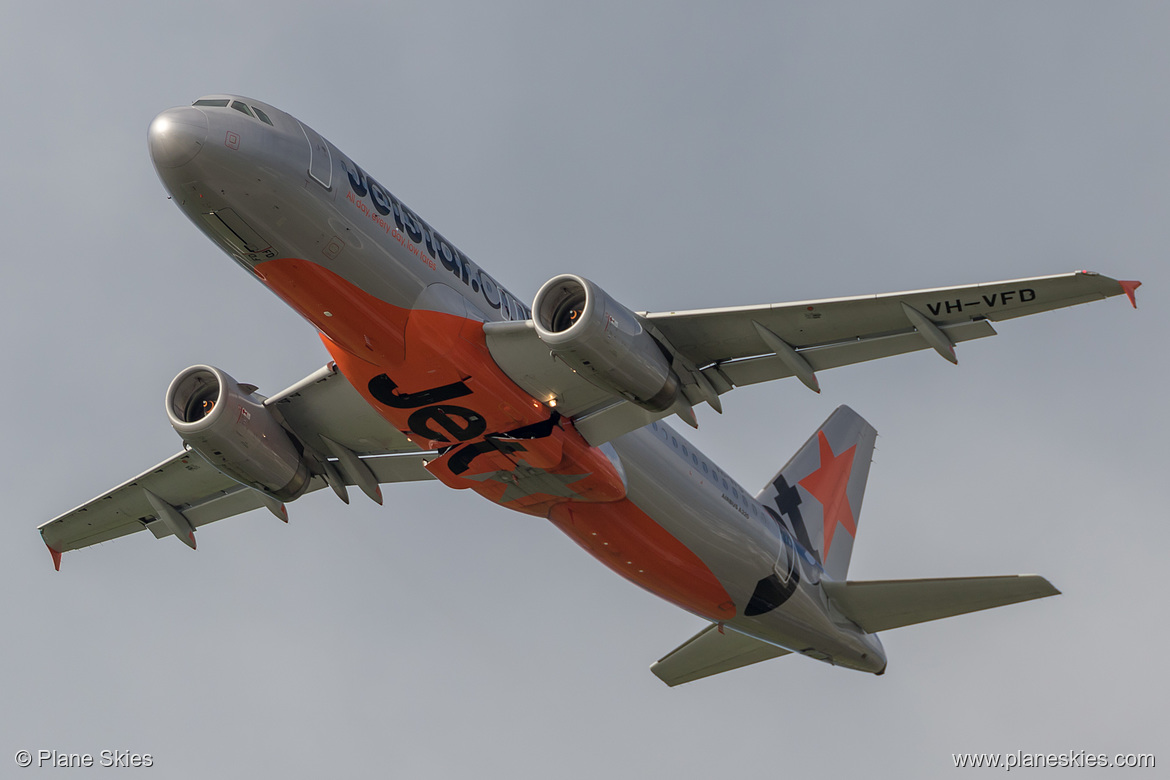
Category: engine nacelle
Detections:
[
  {"x1": 166, "y1": 365, "x2": 312, "y2": 501},
  {"x1": 533, "y1": 274, "x2": 680, "y2": 412}
]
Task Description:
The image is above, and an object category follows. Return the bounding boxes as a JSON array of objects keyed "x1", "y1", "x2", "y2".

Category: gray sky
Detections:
[{"x1": 2, "y1": 2, "x2": 1166, "y2": 777}]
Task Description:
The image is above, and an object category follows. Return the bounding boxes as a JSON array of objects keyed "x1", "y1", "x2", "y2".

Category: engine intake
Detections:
[
  {"x1": 166, "y1": 365, "x2": 312, "y2": 501},
  {"x1": 533, "y1": 275, "x2": 680, "y2": 412}
]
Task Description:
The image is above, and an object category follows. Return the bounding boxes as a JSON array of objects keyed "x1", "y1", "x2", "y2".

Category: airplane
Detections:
[{"x1": 39, "y1": 95, "x2": 1140, "y2": 685}]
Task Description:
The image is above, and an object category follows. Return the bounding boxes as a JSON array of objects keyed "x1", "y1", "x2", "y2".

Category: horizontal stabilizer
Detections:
[
  {"x1": 651, "y1": 624, "x2": 791, "y2": 686},
  {"x1": 823, "y1": 575, "x2": 1059, "y2": 634}
]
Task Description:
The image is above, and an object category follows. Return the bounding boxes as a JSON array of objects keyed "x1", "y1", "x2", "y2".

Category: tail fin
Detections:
[{"x1": 756, "y1": 405, "x2": 877, "y2": 581}]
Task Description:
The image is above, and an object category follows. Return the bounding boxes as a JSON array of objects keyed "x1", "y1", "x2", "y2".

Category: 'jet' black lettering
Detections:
[
  {"x1": 368, "y1": 374, "x2": 472, "y2": 409},
  {"x1": 448, "y1": 439, "x2": 529, "y2": 475},
  {"x1": 407, "y1": 405, "x2": 486, "y2": 443}
]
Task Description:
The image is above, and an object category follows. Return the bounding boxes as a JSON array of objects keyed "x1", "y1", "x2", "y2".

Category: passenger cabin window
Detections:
[
  {"x1": 230, "y1": 101, "x2": 254, "y2": 117},
  {"x1": 193, "y1": 99, "x2": 230, "y2": 107}
]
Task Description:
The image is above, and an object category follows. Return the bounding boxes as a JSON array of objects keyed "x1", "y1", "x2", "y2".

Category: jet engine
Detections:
[
  {"x1": 166, "y1": 365, "x2": 312, "y2": 501},
  {"x1": 533, "y1": 274, "x2": 680, "y2": 411}
]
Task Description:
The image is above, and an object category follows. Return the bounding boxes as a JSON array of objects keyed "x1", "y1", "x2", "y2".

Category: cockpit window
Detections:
[{"x1": 191, "y1": 98, "x2": 274, "y2": 127}]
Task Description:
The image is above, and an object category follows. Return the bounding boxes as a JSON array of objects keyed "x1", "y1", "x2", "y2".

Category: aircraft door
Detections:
[{"x1": 299, "y1": 122, "x2": 332, "y2": 189}]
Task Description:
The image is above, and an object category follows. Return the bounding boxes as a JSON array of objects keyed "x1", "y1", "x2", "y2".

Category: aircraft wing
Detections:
[
  {"x1": 485, "y1": 271, "x2": 1138, "y2": 445},
  {"x1": 39, "y1": 365, "x2": 436, "y2": 566}
]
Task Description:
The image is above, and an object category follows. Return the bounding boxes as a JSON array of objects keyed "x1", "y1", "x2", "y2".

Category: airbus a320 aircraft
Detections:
[{"x1": 40, "y1": 96, "x2": 1140, "y2": 685}]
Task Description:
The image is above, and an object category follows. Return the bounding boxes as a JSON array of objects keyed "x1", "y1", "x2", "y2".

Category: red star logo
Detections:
[{"x1": 798, "y1": 431, "x2": 857, "y2": 560}]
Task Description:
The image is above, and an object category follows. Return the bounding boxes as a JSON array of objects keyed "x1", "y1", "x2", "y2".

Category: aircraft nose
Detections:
[{"x1": 148, "y1": 107, "x2": 208, "y2": 169}]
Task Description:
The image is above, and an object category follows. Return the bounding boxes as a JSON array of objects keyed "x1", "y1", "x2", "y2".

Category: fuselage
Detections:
[{"x1": 147, "y1": 95, "x2": 886, "y2": 673}]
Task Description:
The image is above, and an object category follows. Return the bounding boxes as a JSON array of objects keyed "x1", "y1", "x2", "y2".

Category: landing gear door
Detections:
[{"x1": 299, "y1": 121, "x2": 332, "y2": 190}]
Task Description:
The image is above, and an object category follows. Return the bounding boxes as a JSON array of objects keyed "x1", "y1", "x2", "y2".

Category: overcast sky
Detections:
[{"x1": 2, "y1": 2, "x2": 1165, "y2": 777}]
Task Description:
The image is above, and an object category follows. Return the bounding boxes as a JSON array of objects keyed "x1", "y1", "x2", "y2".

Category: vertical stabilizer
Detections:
[{"x1": 756, "y1": 406, "x2": 877, "y2": 581}]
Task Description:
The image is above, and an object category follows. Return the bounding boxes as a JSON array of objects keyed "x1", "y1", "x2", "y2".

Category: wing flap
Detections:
[
  {"x1": 573, "y1": 401, "x2": 667, "y2": 447},
  {"x1": 156, "y1": 481, "x2": 269, "y2": 537},
  {"x1": 650, "y1": 624, "x2": 793, "y2": 686},
  {"x1": 822, "y1": 575, "x2": 1060, "y2": 634},
  {"x1": 716, "y1": 318, "x2": 996, "y2": 389}
]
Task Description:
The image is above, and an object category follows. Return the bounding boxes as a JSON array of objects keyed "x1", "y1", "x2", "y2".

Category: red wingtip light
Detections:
[
  {"x1": 1119, "y1": 280, "x2": 1141, "y2": 309},
  {"x1": 47, "y1": 545, "x2": 62, "y2": 572}
]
